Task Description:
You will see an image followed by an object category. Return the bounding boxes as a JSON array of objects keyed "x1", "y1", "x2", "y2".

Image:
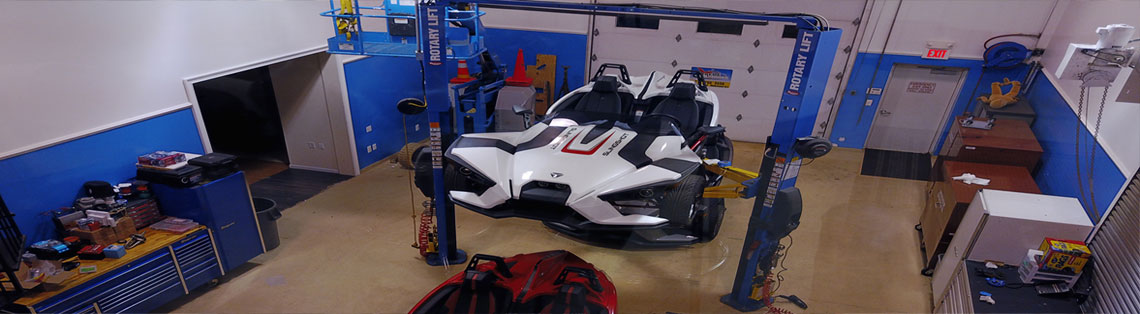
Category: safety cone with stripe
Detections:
[{"x1": 450, "y1": 60, "x2": 475, "y2": 84}]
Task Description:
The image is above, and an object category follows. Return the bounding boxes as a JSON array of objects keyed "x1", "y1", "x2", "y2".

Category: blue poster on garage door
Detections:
[{"x1": 691, "y1": 67, "x2": 733, "y2": 88}]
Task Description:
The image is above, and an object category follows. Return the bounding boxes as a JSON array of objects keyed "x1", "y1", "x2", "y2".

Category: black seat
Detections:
[
  {"x1": 647, "y1": 83, "x2": 701, "y2": 136},
  {"x1": 569, "y1": 76, "x2": 624, "y2": 115}
]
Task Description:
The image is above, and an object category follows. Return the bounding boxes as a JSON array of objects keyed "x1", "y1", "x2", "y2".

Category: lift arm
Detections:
[{"x1": 702, "y1": 161, "x2": 762, "y2": 199}]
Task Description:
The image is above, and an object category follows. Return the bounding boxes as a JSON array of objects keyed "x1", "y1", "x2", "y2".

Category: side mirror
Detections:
[{"x1": 513, "y1": 104, "x2": 533, "y2": 116}]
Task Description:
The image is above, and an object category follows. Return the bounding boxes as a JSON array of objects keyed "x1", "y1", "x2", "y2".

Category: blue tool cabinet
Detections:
[
  {"x1": 19, "y1": 229, "x2": 221, "y2": 313},
  {"x1": 152, "y1": 171, "x2": 266, "y2": 271}
]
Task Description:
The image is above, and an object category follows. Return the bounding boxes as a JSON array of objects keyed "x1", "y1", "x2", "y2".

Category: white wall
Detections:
[
  {"x1": 0, "y1": 1, "x2": 330, "y2": 158},
  {"x1": 1038, "y1": 0, "x2": 1140, "y2": 175},
  {"x1": 860, "y1": 0, "x2": 1057, "y2": 58},
  {"x1": 481, "y1": 0, "x2": 591, "y2": 34},
  {"x1": 590, "y1": 0, "x2": 867, "y2": 142},
  {"x1": 269, "y1": 53, "x2": 344, "y2": 174}
]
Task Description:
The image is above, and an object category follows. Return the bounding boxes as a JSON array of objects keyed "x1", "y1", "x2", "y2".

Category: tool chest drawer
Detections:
[{"x1": 16, "y1": 227, "x2": 222, "y2": 314}]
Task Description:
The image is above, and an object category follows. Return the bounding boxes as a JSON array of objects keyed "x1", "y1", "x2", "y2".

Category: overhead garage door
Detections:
[
  {"x1": 589, "y1": 0, "x2": 866, "y2": 142},
  {"x1": 1081, "y1": 171, "x2": 1140, "y2": 313}
]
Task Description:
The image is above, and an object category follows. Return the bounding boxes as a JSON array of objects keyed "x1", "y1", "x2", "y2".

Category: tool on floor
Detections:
[{"x1": 979, "y1": 291, "x2": 996, "y2": 304}]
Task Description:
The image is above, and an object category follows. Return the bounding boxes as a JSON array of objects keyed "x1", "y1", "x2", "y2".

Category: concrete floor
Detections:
[{"x1": 168, "y1": 142, "x2": 933, "y2": 313}]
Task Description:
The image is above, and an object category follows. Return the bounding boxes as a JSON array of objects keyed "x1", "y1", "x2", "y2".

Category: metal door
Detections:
[{"x1": 866, "y1": 64, "x2": 965, "y2": 153}]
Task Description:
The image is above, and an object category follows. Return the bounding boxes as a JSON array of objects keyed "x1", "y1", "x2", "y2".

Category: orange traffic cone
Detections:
[
  {"x1": 504, "y1": 49, "x2": 534, "y2": 87},
  {"x1": 450, "y1": 60, "x2": 475, "y2": 84}
]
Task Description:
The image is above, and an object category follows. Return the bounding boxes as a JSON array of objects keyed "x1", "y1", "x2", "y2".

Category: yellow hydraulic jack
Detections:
[{"x1": 702, "y1": 160, "x2": 762, "y2": 199}]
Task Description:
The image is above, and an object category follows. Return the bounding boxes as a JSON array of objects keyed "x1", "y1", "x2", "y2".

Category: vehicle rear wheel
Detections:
[
  {"x1": 660, "y1": 174, "x2": 704, "y2": 227},
  {"x1": 412, "y1": 146, "x2": 434, "y2": 198}
]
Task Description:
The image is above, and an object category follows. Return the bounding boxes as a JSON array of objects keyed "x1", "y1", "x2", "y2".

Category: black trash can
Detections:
[{"x1": 252, "y1": 197, "x2": 282, "y2": 251}]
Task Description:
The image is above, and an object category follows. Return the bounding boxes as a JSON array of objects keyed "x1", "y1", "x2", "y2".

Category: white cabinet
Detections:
[
  {"x1": 933, "y1": 262, "x2": 972, "y2": 314},
  {"x1": 932, "y1": 190, "x2": 1093, "y2": 305}
]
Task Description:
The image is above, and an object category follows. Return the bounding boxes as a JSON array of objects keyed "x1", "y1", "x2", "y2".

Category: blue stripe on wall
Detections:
[
  {"x1": 1024, "y1": 71, "x2": 1126, "y2": 219},
  {"x1": 829, "y1": 53, "x2": 1029, "y2": 152},
  {"x1": 0, "y1": 109, "x2": 204, "y2": 244},
  {"x1": 344, "y1": 28, "x2": 588, "y2": 170}
]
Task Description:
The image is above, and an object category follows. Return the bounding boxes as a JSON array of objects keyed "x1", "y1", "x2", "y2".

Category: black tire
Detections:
[
  {"x1": 660, "y1": 174, "x2": 704, "y2": 227},
  {"x1": 412, "y1": 146, "x2": 434, "y2": 198}
]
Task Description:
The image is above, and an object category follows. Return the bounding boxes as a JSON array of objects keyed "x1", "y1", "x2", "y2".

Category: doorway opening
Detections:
[
  {"x1": 192, "y1": 52, "x2": 357, "y2": 185},
  {"x1": 194, "y1": 66, "x2": 291, "y2": 182}
]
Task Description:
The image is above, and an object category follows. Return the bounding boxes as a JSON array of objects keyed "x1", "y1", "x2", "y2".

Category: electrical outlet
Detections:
[
  {"x1": 318, "y1": 143, "x2": 326, "y2": 150},
  {"x1": 307, "y1": 142, "x2": 316, "y2": 149},
  {"x1": 371, "y1": 144, "x2": 378, "y2": 151},
  {"x1": 366, "y1": 145, "x2": 373, "y2": 153},
  {"x1": 366, "y1": 125, "x2": 373, "y2": 133},
  {"x1": 415, "y1": 124, "x2": 420, "y2": 131},
  {"x1": 838, "y1": 137, "x2": 846, "y2": 142}
]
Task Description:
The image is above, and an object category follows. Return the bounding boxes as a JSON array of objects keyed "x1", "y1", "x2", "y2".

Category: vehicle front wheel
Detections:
[
  {"x1": 695, "y1": 198, "x2": 727, "y2": 242},
  {"x1": 659, "y1": 174, "x2": 704, "y2": 228}
]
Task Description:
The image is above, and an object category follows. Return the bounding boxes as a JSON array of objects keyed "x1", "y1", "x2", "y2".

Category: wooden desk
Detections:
[
  {"x1": 940, "y1": 116, "x2": 1043, "y2": 173},
  {"x1": 918, "y1": 161, "x2": 1040, "y2": 274},
  {"x1": 15, "y1": 226, "x2": 221, "y2": 313}
]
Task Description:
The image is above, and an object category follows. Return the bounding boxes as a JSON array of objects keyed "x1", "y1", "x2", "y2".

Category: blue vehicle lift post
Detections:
[{"x1": 324, "y1": 1, "x2": 840, "y2": 310}]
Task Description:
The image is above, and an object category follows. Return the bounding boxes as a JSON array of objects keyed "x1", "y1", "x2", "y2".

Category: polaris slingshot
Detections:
[{"x1": 442, "y1": 64, "x2": 733, "y2": 246}]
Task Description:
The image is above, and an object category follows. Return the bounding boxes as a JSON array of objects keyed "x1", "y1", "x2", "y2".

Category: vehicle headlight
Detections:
[
  {"x1": 445, "y1": 163, "x2": 496, "y2": 196},
  {"x1": 598, "y1": 180, "x2": 677, "y2": 203}
]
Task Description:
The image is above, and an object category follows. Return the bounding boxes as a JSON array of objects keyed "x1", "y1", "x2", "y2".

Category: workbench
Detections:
[{"x1": 14, "y1": 226, "x2": 221, "y2": 313}]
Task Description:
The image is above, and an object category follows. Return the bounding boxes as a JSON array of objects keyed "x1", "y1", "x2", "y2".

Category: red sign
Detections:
[{"x1": 924, "y1": 49, "x2": 949, "y2": 60}]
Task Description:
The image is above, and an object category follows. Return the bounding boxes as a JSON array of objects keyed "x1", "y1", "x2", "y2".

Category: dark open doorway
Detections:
[{"x1": 194, "y1": 66, "x2": 290, "y2": 180}]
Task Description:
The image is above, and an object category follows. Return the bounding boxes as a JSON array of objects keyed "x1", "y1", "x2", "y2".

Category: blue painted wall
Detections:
[
  {"x1": 344, "y1": 55, "x2": 430, "y2": 169},
  {"x1": 0, "y1": 109, "x2": 204, "y2": 244},
  {"x1": 829, "y1": 53, "x2": 1029, "y2": 152},
  {"x1": 1023, "y1": 71, "x2": 1126, "y2": 219},
  {"x1": 345, "y1": 28, "x2": 588, "y2": 169}
]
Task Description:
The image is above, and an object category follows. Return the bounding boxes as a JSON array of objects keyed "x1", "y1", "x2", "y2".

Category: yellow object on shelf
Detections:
[
  {"x1": 1038, "y1": 238, "x2": 1091, "y2": 273},
  {"x1": 978, "y1": 78, "x2": 1021, "y2": 109}
]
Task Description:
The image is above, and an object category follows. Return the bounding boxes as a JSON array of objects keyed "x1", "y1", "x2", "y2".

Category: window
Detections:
[
  {"x1": 782, "y1": 25, "x2": 799, "y2": 39},
  {"x1": 616, "y1": 15, "x2": 660, "y2": 30},
  {"x1": 696, "y1": 21, "x2": 743, "y2": 35}
]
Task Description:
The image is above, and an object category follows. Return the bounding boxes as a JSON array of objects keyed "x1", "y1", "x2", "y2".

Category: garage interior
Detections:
[{"x1": 0, "y1": 0, "x2": 1137, "y2": 313}]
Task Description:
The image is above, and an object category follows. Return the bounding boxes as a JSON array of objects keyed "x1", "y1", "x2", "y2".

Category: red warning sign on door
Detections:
[{"x1": 907, "y1": 81, "x2": 936, "y2": 94}]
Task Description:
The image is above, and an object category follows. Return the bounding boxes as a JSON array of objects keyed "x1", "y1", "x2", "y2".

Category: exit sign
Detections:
[{"x1": 924, "y1": 48, "x2": 950, "y2": 60}]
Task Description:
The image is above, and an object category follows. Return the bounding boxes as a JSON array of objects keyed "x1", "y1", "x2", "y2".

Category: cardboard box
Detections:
[
  {"x1": 1038, "y1": 238, "x2": 1092, "y2": 273},
  {"x1": 70, "y1": 227, "x2": 118, "y2": 246},
  {"x1": 0, "y1": 264, "x2": 41, "y2": 290},
  {"x1": 112, "y1": 217, "x2": 137, "y2": 238},
  {"x1": 41, "y1": 269, "x2": 78, "y2": 291}
]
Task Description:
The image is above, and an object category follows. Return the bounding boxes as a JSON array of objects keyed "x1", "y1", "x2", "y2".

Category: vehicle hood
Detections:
[{"x1": 446, "y1": 122, "x2": 700, "y2": 205}]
